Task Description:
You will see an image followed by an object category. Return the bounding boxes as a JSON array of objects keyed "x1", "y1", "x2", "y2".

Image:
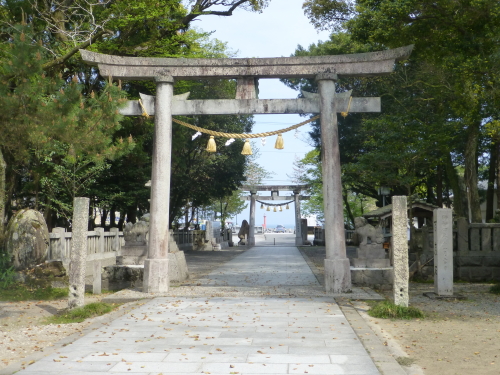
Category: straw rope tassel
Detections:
[
  {"x1": 206, "y1": 136, "x2": 217, "y2": 152},
  {"x1": 341, "y1": 96, "x2": 353, "y2": 118},
  {"x1": 241, "y1": 139, "x2": 252, "y2": 155},
  {"x1": 274, "y1": 133, "x2": 284, "y2": 149},
  {"x1": 138, "y1": 99, "x2": 150, "y2": 118}
]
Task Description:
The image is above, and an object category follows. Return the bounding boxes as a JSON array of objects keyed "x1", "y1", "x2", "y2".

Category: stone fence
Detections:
[
  {"x1": 47, "y1": 227, "x2": 124, "y2": 272},
  {"x1": 454, "y1": 219, "x2": 500, "y2": 281},
  {"x1": 172, "y1": 230, "x2": 205, "y2": 248},
  {"x1": 313, "y1": 228, "x2": 354, "y2": 246},
  {"x1": 404, "y1": 219, "x2": 500, "y2": 282},
  {"x1": 172, "y1": 228, "x2": 233, "y2": 250}
]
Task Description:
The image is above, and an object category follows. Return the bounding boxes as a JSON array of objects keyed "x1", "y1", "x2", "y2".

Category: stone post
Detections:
[
  {"x1": 144, "y1": 76, "x2": 174, "y2": 293},
  {"x1": 434, "y1": 208, "x2": 453, "y2": 296},
  {"x1": 93, "y1": 260, "x2": 102, "y2": 295},
  {"x1": 392, "y1": 196, "x2": 409, "y2": 307},
  {"x1": 95, "y1": 227, "x2": 105, "y2": 254},
  {"x1": 248, "y1": 191, "x2": 256, "y2": 246},
  {"x1": 52, "y1": 227, "x2": 67, "y2": 264},
  {"x1": 110, "y1": 227, "x2": 120, "y2": 252},
  {"x1": 68, "y1": 197, "x2": 90, "y2": 309},
  {"x1": 317, "y1": 73, "x2": 351, "y2": 293},
  {"x1": 293, "y1": 190, "x2": 303, "y2": 246},
  {"x1": 456, "y1": 217, "x2": 469, "y2": 253}
]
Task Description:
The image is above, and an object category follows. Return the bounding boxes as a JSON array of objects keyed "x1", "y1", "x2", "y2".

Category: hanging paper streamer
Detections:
[
  {"x1": 192, "y1": 131, "x2": 202, "y2": 140},
  {"x1": 225, "y1": 138, "x2": 235, "y2": 146},
  {"x1": 261, "y1": 137, "x2": 266, "y2": 146}
]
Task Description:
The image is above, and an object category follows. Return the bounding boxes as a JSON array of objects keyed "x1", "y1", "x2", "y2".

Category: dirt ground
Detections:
[
  {"x1": 1, "y1": 247, "x2": 499, "y2": 375},
  {"x1": 0, "y1": 294, "x2": 106, "y2": 371},
  {"x1": 300, "y1": 247, "x2": 500, "y2": 375}
]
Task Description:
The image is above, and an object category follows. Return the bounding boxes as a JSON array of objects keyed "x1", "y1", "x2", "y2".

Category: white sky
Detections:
[{"x1": 194, "y1": 0, "x2": 330, "y2": 228}]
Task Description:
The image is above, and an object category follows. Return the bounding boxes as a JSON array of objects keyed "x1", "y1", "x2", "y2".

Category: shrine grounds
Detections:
[
  {"x1": 300, "y1": 246, "x2": 500, "y2": 375},
  {"x1": 1, "y1": 242, "x2": 499, "y2": 375}
]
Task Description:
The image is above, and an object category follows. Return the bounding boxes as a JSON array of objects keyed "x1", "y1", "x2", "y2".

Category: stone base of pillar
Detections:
[
  {"x1": 295, "y1": 237, "x2": 303, "y2": 246},
  {"x1": 248, "y1": 237, "x2": 255, "y2": 246},
  {"x1": 324, "y1": 258, "x2": 352, "y2": 293},
  {"x1": 143, "y1": 258, "x2": 169, "y2": 293}
]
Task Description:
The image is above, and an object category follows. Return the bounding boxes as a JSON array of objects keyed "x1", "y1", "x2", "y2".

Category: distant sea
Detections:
[{"x1": 264, "y1": 223, "x2": 295, "y2": 229}]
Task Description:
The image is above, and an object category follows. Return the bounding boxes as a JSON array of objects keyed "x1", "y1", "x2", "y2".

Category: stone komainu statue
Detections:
[
  {"x1": 238, "y1": 220, "x2": 250, "y2": 243},
  {"x1": 354, "y1": 217, "x2": 384, "y2": 245},
  {"x1": 123, "y1": 221, "x2": 149, "y2": 246}
]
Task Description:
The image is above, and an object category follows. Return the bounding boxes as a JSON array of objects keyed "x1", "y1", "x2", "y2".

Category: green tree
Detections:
[
  {"x1": 207, "y1": 190, "x2": 248, "y2": 229},
  {"x1": 0, "y1": 25, "x2": 131, "y2": 228},
  {"x1": 303, "y1": 0, "x2": 500, "y2": 222},
  {"x1": 0, "y1": 0, "x2": 271, "y2": 229}
]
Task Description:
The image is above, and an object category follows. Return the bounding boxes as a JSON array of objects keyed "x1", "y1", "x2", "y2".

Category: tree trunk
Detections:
[
  {"x1": 444, "y1": 152, "x2": 467, "y2": 219},
  {"x1": 117, "y1": 210, "x2": 125, "y2": 230},
  {"x1": 0, "y1": 149, "x2": 6, "y2": 239},
  {"x1": 426, "y1": 178, "x2": 436, "y2": 205},
  {"x1": 464, "y1": 123, "x2": 483, "y2": 223},
  {"x1": 44, "y1": 205, "x2": 54, "y2": 232},
  {"x1": 436, "y1": 164, "x2": 443, "y2": 207},
  {"x1": 497, "y1": 141, "x2": 500, "y2": 215},
  {"x1": 100, "y1": 209, "x2": 108, "y2": 228},
  {"x1": 109, "y1": 206, "x2": 116, "y2": 227},
  {"x1": 342, "y1": 191, "x2": 355, "y2": 229},
  {"x1": 486, "y1": 141, "x2": 498, "y2": 222},
  {"x1": 126, "y1": 205, "x2": 137, "y2": 224}
]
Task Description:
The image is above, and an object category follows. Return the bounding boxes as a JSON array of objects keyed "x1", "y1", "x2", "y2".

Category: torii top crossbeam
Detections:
[{"x1": 80, "y1": 46, "x2": 412, "y2": 80}]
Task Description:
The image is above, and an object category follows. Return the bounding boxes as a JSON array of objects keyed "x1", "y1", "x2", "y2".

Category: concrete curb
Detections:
[{"x1": 337, "y1": 298, "x2": 408, "y2": 375}]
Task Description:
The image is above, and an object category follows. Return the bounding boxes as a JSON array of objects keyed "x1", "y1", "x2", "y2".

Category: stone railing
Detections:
[
  {"x1": 172, "y1": 230, "x2": 206, "y2": 246},
  {"x1": 454, "y1": 219, "x2": 500, "y2": 281},
  {"x1": 47, "y1": 227, "x2": 124, "y2": 270},
  {"x1": 313, "y1": 228, "x2": 354, "y2": 246}
]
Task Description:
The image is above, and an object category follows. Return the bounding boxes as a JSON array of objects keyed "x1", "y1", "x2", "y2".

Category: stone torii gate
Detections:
[
  {"x1": 81, "y1": 45, "x2": 412, "y2": 294},
  {"x1": 241, "y1": 185, "x2": 309, "y2": 246}
]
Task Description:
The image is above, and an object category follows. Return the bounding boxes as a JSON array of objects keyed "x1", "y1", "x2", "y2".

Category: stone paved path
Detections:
[{"x1": 16, "y1": 246, "x2": 382, "y2": 374}]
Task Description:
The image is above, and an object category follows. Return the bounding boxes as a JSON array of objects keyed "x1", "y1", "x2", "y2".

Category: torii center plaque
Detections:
[{"x1": 81, "y1": 45, "x2": 413, "y2": 294}]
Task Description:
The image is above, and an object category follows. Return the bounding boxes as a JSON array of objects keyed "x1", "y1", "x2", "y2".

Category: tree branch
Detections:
[
  {"x1": 181, "y1": 0, "x2": 248, "y2": 27},
  {"x1": 41, "y1": 29, "x2": 109, "y2": 71}
]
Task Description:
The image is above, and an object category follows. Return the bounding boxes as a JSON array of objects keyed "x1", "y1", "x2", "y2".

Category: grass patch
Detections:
[
  {"x1": 368, "y1": 300, "x2": 425, "y2": 320},
  {"x1": 489, "y1": 283, "x2": 500, "y2": 295},
  {"x1": 396, "y1": 357, "x2": 416, "y2": 366},
  {"x1": 411, "y1": 278, "x2": 433, "y2": 284},
  {"x1": 0, "y1": 283, "x2": 68, "y2": 301},
  {"x1": 45, "y1": 302, "x2": 116, "y2": 324}
]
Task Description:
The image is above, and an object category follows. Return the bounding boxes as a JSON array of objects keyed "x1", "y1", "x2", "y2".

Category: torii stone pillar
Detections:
[
  {"x1": 293, "y1": 189, "x2": 303, "y2": 246},
  {"x1": 317, "y1": 73, "x2": 352, "y2": 293},
  {"x1": 144, "y1": 76, "x2": 174, "y2": 293},
  {"x1": 248, "y1": 190, "x2": 256, "y2": 246}
]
